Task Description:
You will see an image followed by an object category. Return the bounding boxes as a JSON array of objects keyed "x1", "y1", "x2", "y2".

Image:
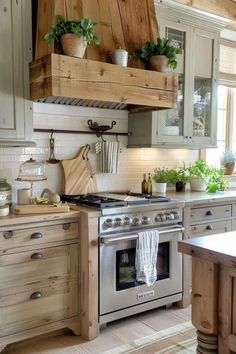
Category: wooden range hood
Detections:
[{"x1": 30, "y1": 0, "x2": 178, "y2": 111}]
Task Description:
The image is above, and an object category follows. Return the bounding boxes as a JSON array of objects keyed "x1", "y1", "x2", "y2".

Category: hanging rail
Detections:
[{"x1": 33, "y1": 128, "x2": 129, "y2": 136}]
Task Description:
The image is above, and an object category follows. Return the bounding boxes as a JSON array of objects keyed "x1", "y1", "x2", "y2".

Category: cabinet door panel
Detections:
[{"x1": 190, "y1": 220, "x2": 231, "y2": 237}]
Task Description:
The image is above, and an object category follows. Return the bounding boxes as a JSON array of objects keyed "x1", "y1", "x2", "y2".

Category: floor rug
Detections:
[{"x1": 103, "y1": 321, "x2": 197, "y2": 354}]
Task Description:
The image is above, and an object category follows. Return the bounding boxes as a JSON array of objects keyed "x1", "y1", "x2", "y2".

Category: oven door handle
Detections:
[{"x1": 101, "y1": 226, "x2": 184, "y2": 245}]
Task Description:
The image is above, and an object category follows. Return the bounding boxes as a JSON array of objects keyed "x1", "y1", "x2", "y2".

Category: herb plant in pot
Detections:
[
  {"x1": 44, "y1": 15, "x2": 100, "y2": 58},
  {"x1": 207, "y1": 167, "x2": 228, "y2": 193},
  {"x1": 187, "y1": 160, "x2": 210, "y2": 192},
  {"x1": 133, "y1": 37, "x2": 182, "y2": 72},
  {"x1": 220, "y1": 150, "x2": 236, "y2": 175},
  {"x1": 152, "y1": 167, "x2": 171, "y2": 193},
  {"x1": 169, "y1": 167, "x2": 190, "y2": 192}
]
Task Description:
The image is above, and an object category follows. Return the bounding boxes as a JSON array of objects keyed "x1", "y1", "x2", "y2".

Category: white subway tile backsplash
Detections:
[{"x1": 0, "y1": 104, "x2": 199, "y2": 201}]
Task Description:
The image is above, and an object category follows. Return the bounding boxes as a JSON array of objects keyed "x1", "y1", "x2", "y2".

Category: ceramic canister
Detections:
[{"x1": 111, "y1": 49, "x2": 129, "y2": 67}]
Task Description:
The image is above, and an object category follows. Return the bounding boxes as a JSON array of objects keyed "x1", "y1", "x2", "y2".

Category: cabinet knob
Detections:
[
  {"x1": 63, "y1": 223, "x2": 71, "y2": 230},
  {"x1": 30, "y1": 291, "x2": 42, "y2": 300},
  {"x1": 206, "y1": 210, "x2": 213, "y2": 216},
  {"x1": 31, "y1": 252, "x2": 43, "y2": 260},
  {"x1": 31, "y1": 232, "x2": 43, "y2": 239},
  {"x1": 3, "y1": 231, "x2": 13, "y2": 239},
  {"x1": 206, "y1": 224, "x2": 213, "y2": 230}
]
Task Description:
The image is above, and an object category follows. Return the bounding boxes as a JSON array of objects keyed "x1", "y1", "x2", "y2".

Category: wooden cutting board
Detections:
[
  {"x1": 62, "y1": 146, "x2": 97, "y2": 195},
  {"x1": 14, "y1": 204, "x2": 70, "y2": 214}
]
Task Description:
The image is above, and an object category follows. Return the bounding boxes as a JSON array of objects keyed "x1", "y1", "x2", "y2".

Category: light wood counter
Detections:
[{"x1": 179, "y1": 233, "x2": 236, "y2": 354}]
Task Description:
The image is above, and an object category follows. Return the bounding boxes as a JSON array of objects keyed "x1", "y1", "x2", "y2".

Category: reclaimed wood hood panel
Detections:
[
  {"x1": 31, "y1": 0, "x2": 178, "y2": 110},
  {"x1": 30, "y1": 54, "x2": 178, "y2": 110}
]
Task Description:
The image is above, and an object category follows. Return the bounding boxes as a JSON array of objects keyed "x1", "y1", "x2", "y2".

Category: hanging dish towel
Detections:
[
  {"x1": 135, "y1": 230, "x2": 159, "y2": 286},
  {"x1": 101, "y1": 140, "x2": 120, "y2": 173}
]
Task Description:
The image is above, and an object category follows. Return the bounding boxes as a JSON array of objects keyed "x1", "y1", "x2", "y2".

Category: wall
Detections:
[{"x1": 1, "y1": 103, "x2": 199, "y2": 202}]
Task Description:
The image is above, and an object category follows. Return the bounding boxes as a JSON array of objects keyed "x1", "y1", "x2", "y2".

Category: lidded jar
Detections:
[{"x1": 0, "y1": 179, "x2": 12, "y2": 208}]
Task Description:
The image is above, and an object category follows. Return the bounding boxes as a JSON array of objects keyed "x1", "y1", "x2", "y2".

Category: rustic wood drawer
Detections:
[
  {"x1": 0, "y1": 279, "x2": 78, "y2": 337},
  {"x1": 190, "y1": 205, "x2": 232, "y2": 223},
  {"x1": 0, "y1": 244, "x2": 78, "y2": 290},
  {"x1": 0, "y1": 223, "x2": 78, "y2": 250},
  {"x1": 232, "y1": 204, "x2": 236, "y2": 216},
  {"x1": 190, "y1": 220, "x2": 232, "y2": 238}
]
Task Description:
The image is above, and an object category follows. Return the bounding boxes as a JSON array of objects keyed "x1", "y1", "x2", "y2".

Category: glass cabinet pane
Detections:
[
  {"x1": 193, "y1": 78, "x2": 212, "y2": 137},
  {"x1": 160, "y1": 28, "x2": 185, "y2": 137}
]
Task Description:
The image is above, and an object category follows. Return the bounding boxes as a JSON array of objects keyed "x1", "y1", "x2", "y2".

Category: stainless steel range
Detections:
[{"x1": 62, "y1": 192, "x2": 184, "y2": 325}]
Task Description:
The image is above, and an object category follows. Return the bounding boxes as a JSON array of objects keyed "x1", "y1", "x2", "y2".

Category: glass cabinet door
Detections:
[
  {"x1": 191, "y1": 28, "x2": 218, "y2": 146},
  {"x1": 156, "y1": 19, "x2": 191, "y2": 145}
]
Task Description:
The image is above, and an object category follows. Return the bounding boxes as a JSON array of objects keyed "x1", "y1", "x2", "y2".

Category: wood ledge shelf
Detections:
[{"x1": 30, "y1": 54, "x2": 178, "y2": 111}]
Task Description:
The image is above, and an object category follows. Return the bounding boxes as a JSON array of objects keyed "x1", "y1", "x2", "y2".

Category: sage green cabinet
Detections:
[{"x1": 0, "y1": 0, "x2": 33, "y2": 146}]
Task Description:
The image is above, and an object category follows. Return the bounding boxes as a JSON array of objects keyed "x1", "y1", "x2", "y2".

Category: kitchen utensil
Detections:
[
  {"x1": 14, "y1": 204, "x2": 69, "y2": 214},
  {"x1": 47, "y1": 131, "x2": 60, "y2": 164},
  {"x1": 62, "y1": 146, "x2": 97, "y2": 195},
  {"x1": 41, "y1": 188, "x2": 60, "y2": 203}
]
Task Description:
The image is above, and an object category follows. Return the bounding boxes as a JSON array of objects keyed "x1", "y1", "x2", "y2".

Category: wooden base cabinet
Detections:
[{"x1": 0, "y1": 219, "x2": 80, "y2": 352}]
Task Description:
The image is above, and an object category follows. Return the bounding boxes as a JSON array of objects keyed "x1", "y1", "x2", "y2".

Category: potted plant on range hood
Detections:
[
  {"x1": 133, "y1": 37, "x2": 182, "y2": 72},
  {"x1": 44, "y1": 15, "x2": 100, "y2": 58}
]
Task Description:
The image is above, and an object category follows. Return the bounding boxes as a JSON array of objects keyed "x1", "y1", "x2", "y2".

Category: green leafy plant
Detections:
[
  {"x1": 206, "y1": 167, "x2": 228, "y2": 193},
  {"x1": 187, "y1": 160, "x2": 211, "y2": 181},
  {"x1": 44, "y1": 15, "x2": 100, "y2": 46},
  {"x1": 133, "y1": 37, "x2": 182, "y2": 69},
  {"x1": 220, "y1": 150, "x2": 236, "y2": 164},
  {"x1": 169, "y1": 166, "x2": 190, "y2": 184},
  {"x1": 152, "y1": 167, "x2": 172, "y2": 183}
]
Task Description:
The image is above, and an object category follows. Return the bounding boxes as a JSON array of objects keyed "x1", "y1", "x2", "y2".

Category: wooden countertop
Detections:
[{"x1": 178, "y1": 232, "x2": 236, "y2": 268}]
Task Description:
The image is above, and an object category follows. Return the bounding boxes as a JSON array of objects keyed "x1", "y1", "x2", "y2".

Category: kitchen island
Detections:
[{"x1": 178, "y1": 232, "x2": 236, "y2": 354}]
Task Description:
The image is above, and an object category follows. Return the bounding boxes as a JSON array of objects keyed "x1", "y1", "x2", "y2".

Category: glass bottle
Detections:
[
  {"x1": 141, "y1": 174, "x2": 148, "y2": 194},
  {"x1": 147, "y1": 173, "x2": 152, "y2": 195},
  {"x1": 0, "y1": 179, "x2": 12, "y2": 207}
]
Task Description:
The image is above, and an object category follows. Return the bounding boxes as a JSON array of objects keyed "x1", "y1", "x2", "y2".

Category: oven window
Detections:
[{"x1": 116, "y1": 242, "x2": 170, "y2": 291}]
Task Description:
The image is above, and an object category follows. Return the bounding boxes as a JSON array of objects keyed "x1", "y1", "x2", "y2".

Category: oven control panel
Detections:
[{"x1": 100, "y1": 208, "x2": 182, "y2": 234}]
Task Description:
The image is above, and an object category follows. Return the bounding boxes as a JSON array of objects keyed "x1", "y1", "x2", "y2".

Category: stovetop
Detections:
[{"x1": 61, "y1": 192, "x2": 171, "y2": 209}]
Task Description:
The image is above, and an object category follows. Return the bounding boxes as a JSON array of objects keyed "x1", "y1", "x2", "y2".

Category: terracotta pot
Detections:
[
  {"x1": 61, "y1": 34, "x2": 87, "y2": 58},
  {"x1": 223, "y1": 162, "x2": 235, "y2": 175},
  {"x1": 149, "y1": 55, "x2": 168, "y2": 72}
]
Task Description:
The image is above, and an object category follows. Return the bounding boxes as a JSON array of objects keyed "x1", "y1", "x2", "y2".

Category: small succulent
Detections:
[{"x1": 220, "y1": 150, "x2": 236, "y2": 164}]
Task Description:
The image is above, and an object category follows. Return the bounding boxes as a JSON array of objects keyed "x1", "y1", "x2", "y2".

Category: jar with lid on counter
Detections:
[{"x1": 0, "y1": 179, "x2": 12, "y2": 216}]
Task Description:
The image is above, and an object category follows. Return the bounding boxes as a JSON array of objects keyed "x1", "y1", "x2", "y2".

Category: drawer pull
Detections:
[
  {"x1": 3, "y1": 231, "x2": 13, "y2": 239},
  {"x1": 31, "y1": 252, "x2": 43, "y2": 260},
  {"x1": 206, "y1": 210, "x2": 213, "y2": 216},
  {"x1": 30, "y1": 292, "x2": 42, "y2": 300},
  {"x1": 63, "y1": 223, "x2": 71, "y2": 230},
  {"x1": 31, "y1": 232, "x2": 43, "y2": 239},
  {"x1": 206, "y1": 224, "x2": 213, "y2": 230}
]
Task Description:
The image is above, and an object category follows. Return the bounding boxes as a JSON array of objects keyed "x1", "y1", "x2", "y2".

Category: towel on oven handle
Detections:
[{"x1": 135, "y1": 230, "x2": 159, "y2": 286}]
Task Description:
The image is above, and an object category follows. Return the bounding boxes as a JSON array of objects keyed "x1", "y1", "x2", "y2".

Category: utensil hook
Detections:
[{"x1": 101, "y1": 134, "x2": 106, "y2": 142}]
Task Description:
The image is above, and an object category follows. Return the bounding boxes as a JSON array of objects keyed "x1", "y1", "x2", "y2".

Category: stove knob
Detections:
[
  {"x1": 173, "y1": 211, "x2": 179, "y2": 219},
  {"x1": 104, "y1": 218, "x2": 114, "y2": 228},
  {"x1": 155, "y1": 213, "x2": 163, "y2": 222},
  {"x1": 164, "y1": 213, "x2": 171, "y2": 220},
  {"x1": 124, "y1": 217, "x2": 132, "y2": 225},
  {"x1": 114, "y1": 218, "x2": 124, "y2": 227},
  {"x1": 142, "y1": 216, "x2": 151, "y2": 225},
  {"x1": 132, "y1": 217, "x2": 142, "y2": 227},
  {"x1": 169, "y1": 212, "x2": 175, "y2": 220}
]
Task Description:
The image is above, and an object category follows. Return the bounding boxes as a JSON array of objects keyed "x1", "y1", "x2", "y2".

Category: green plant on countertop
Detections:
[
  {"x1": 187, "y1": 160, "x2": 211, "y2": 181},
  {"x1": 133, "y1": 37, "x2": 182, "y2": 69},
  {"x1": 207, "y1": 166, "x2": 228, "y2": 193},
  {"x1": 169, "y1": 166, "x2": 190, "y2": 184},
  {"x1": 152, "y1": 167, "x2": 172, "y2": 183},
  {"x1": 44, "y1": 15, "x2": 100, "y2": 46}
]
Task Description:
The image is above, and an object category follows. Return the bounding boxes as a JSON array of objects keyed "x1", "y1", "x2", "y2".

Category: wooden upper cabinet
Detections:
[
  {"x1": 0, "y1": 0, "x2": 33, "y2": 145},
  {"x1": 35, "y1": 0, "x2": 159, "y2": 67}
]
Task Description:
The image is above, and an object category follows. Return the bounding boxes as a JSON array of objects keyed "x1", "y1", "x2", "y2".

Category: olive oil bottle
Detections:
[
  {"x1": 147, "y1": 173, "x2": 152, "y2": 195},
  {"x1": 141, "y1": 173, "x2": 148, "y2": 194}
]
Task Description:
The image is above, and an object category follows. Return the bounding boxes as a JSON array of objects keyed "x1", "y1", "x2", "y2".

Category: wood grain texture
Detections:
[{"x1": 30, "y1": 54, "x2": 178, "y2": 110}]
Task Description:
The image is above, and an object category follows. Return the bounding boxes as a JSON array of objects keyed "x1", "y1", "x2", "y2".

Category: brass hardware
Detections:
[
  {"x1": 63, "y1": 223, "x2": 71, "y2": 230},
  {"x1": 31, "y1": 252, "x2": 43, "y2": 260},
  {"x1": 3, "y1": 231, "x2": 13, "y2": 239},
  {"x1": 31, "y1": 232, "x2": 43, "y2": 239},
  {"x1": 30, "y1": 292, "x2": 42, "y2": 300}
]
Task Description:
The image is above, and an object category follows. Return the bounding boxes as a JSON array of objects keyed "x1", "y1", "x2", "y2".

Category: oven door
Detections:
[{"x1": 99, "y1": 226, "x2": 183, "y2": 316}]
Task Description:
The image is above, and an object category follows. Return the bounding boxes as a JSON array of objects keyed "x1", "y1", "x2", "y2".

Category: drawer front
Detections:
[
  {"x1": 0, "y1": 244, "x2": 78, "y2": 290},
  {"x1": 0, "y1": 280, "x2": 78, "y2": 337},
  {"x1": 0, "y1": 222, "x2": 78, "y2": 250},
  {"x1": 233, "y1": 204, "x2": 236, "y2": 216},
  {"x1": 190, "y1": 205, "x2": 232, "y2": 223},
  {"x1": 190, "y1": 220, "x2": 231, "y2": 237}
]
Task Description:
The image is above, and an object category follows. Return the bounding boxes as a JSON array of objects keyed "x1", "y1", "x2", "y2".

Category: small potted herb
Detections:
[
  {"x1": 133, "y1": 37, "x2": 182, "y2": 72},
  {"x1": 44, "y1": 15, "x2": 100, "y2": 58},
  {"x1": 220, "y1": 150, "x2": 236, "y2": 175},
  {"x1": 207, "y1": 167, "x2": 228, "y2": 193},
  {"x1": 152, "y1": 167, "x2": 171, "y2": 193},
  {"x1": 169, "y1": 167, "x2": 190, "y2": 192}
]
